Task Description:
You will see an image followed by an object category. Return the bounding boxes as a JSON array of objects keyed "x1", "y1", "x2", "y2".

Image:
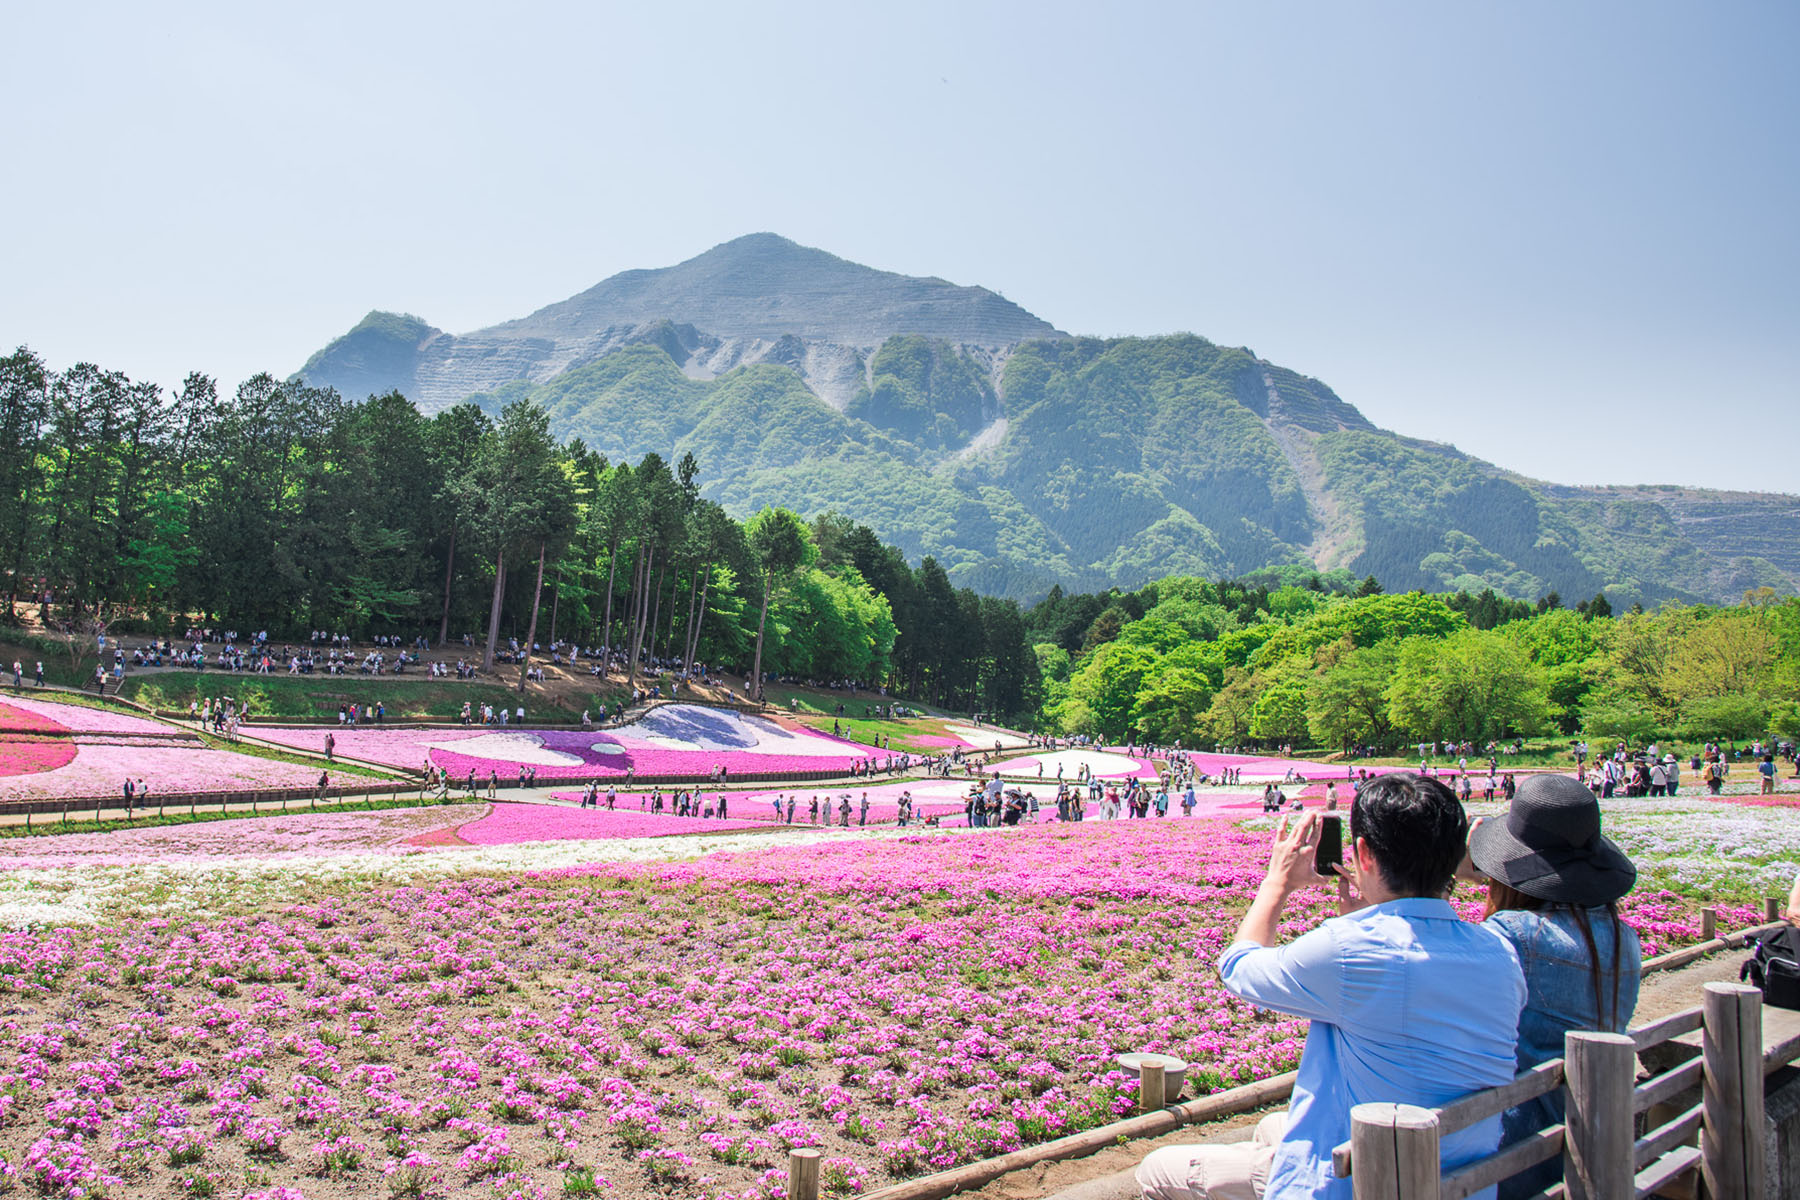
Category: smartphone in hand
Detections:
[{"x1": 1314, "y1": 814, "x2": 1344, "y2": 877}]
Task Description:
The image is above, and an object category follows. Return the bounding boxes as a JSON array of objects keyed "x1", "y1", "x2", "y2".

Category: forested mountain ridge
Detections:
[{"x1": 297, "y1": 237, "x2": 1800, "y2": 606}]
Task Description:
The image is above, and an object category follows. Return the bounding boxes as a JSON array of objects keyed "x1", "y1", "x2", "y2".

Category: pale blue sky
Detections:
[{"x1": 4, "y1": 1, "x2": 1795, "y2": 492}]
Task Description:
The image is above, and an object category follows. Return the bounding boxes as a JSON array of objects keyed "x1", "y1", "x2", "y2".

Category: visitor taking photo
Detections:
[{"x1": 1138, "y1": 774, "x2": 1524, "y2": 1200}]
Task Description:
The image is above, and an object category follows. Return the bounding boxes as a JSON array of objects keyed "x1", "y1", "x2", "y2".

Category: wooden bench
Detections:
[{"x1": 1333, "y1": 979, "x2": 1800, "y2": 1199}]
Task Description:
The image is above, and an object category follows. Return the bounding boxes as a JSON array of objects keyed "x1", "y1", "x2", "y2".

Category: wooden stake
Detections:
[
  {"x1": 1701, "y1": 981, "x2": 1765, "y2": 1200},
  {"x1": 1564, "y1": 1031, "x2": 1634, "y2": 1200},
  {"x1": 1138, "y1": 1061, "x2": 1165, "y2": 1116},
  {"x1": 1349, "y1": 1102, "x2": 1439, "y2": 1200},
  {"x1": 1700, "y1": 907, "x2": 1717, "y2": 942},
  {"x1": 789, "y1": 1148, "x2": 821, "y2": 1200}
]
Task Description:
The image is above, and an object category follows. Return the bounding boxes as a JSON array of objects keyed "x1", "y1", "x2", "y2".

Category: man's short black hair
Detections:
[{"x1": 1349, "y1": 772, "x2": 1467, "y2": 898}]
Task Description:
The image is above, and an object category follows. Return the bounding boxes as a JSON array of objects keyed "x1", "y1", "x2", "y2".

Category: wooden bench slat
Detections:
[
  {"x1": 1632, "y1": 1057, "x2": 1702, "y2": 1114},
  {"x1": 1439, "y1": 1126, "x2": 1563, "y2": 1200},
  {"x1": 1632, "y1": 1101, "x2": 1701, "y2": 1169},
  {"x1": 1761, "y1": 1004, "x2": 1800, "y2": 1075},
  {"x1": 1628, "y1": 1008, "x2": 1703, "y2": 1051},
  {"x1": 1435, "y1": 1059, "x2": 1565, "y2": 1136},
  {"x1": 1633, "y1": 1143, "x2": 1700, "y2": 1200}
]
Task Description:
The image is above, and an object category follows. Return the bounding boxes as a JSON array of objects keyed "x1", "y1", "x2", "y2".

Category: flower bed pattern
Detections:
[
  {"x1": 0, "y1": 805, "x2": 480, "y2": 869},
  {"x1": 0, "y1": 817, "x2": 1755, "y2": 1200},
  {"x1": 0, "y1": 700, "x2": 70, "y2": 735},
  {"x1": 464, "y1": 802, "x2": 765, "y2": 843},
  {"x1": 0, "y1": 741, "x2": 326, "y2": 800},
  {"x1": 0, "y1": 737, "x2": 78, "y2": 778},
  {"x1": 996, "y1": 749, "x2": 1160, "y2": 780},
  {"x1": 0, "y1": 694, "x2": 173, "y2": 735},
  {"x1": 252, "y1": 703, "x2": 885, "y2": 779}
]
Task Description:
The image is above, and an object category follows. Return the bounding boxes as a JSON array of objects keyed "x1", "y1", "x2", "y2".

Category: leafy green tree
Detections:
[
  {"x1": 1250, "y1": 668, "x2": 1311, "y2": 745},
  {"x1": 465, "y1": 400, "x2": 576, "y2": 672},
  {"x1": 0, "y1": 347, "x2": 49, "y2": 618},
  {"x1": 1130, "y1": 645, "x2": 1218, "y2": 744},
  {"x1": 1064, "y1": 640, "x2": 1158, "y2": 739},
  {"x1": 1675, "y1": 693, "x2": 1772, "y2": 743},
  {"x1": 1306, "y1": 641, "x2": 1399, "y2": 751},
  {"x1": 1386, "y1": 628, "x2": 1549, "y2": 744},
  {"x1": 1199, "y1": 666, "x2": 1259, "y2": 746},
  {"x1": 1579, "y1": 694, "x2": 1664, "y2": 746},
  {"x1": 426, "y1": 402, "x2": 492, "y2": 643},
  {"x1": 746, "y1": 507, "x2": 816, "y2": 695}
]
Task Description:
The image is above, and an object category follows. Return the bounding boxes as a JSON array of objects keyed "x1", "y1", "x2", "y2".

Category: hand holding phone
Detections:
[{"x1": 1313, "y1": 814, "x2": 1344, "y2": 877}]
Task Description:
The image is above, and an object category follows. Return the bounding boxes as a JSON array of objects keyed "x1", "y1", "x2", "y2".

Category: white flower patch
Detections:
[
  {"x1": 421, "y1": 732, "x2": 585, "y2": 766},
  {"x1": 0, "y1": 823, "x2": 958, "y2": 928}
]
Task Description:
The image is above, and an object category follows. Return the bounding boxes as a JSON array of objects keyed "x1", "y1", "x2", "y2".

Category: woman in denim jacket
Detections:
[{"x1": 1466, "y1": 774, "x2": 1641, "y2": 1200}]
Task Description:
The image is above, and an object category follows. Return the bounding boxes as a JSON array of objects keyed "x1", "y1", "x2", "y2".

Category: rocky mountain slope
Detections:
[
  {"x1": 299, "y1": 233, "x2": 1059, "y2": 412},
  {"x1": 297, "y1": 237, "x2": 1800, "y2": 605}
]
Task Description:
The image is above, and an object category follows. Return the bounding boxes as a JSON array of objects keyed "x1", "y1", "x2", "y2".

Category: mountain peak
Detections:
[
  {"x1": 297, "y1": 235, "x2": 1062, "y2": 413},
  {"x1": 491, "y1": 233, "x2": 1061, "y2": 348}
]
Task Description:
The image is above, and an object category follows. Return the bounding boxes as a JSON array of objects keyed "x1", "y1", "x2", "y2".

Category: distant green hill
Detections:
[{"x1": 299, "y1": 237, "x2": 1800, "y2": 606}]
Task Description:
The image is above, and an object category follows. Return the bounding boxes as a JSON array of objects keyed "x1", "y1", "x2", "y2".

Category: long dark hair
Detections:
[{"x1": 1484, "y1": 881, "x2": 1626, "y2": 1029}]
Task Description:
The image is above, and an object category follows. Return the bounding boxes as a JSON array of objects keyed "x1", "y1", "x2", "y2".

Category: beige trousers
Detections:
[{"x1": 1136, "y1": 1112, "x2": 1287, "y2": 1200}]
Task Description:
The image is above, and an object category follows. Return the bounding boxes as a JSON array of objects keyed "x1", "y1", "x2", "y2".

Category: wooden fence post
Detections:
[
  {"x1": 1348, "y1": 1103, "x2": 1439, "y2": 1200},
  {"x1": 1702, "y1": 981, "x2": 1765, "y2": 1200},
  {"x1": 1138, "y1": 1061, "x2": 1165, "y2": 1116},
  {"x1": 1769, "y1": 897, "x2": 1784, "y2": 922},
  {"x1": 1564, "y1": 1030, "x2": 1635, "y2": 1200},
  {"x1": 788, "y1": 1148, "x2": 821, "y2": 1200},
  {"x1": 1700, "y1": 907, "x2": 1717, "y2": 942}
]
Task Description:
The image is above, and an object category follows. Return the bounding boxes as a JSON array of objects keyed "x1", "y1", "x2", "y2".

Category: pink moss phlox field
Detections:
[
  {"x1": 0, "y1": 737, "x2": 78, "y2": 778},
  {"x1": 998, "y1": 752, "x2": 1159, "y2": 781},
  {"x1": 0, "y1": 742, "x2": 326, "y2": 800},
  {"x1": 0, "y1": 700, "x2": 70, "y2": 735},
  {"x1": 0, "y1": 695, "x2": 172, "y2": 736},
  {"x1": 251, "y1": 705, "x2": 884, "y2": 778},
  {"x1": 0, "y1": 819, "x2": 1747, "y2": 1197},
  {"x1": 0, "y1": 807, "x2": 470, "y2": 869},
  {"x1": 575, "y1": 780, "x2": 1014, "y2": 827},
  {"x1": 462, "y1": 803, "x2": 763, "y2": 843}
]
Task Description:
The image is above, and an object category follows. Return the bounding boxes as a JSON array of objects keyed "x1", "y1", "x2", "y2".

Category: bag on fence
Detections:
[{"x1": 1741, "y1": 924, "x2": 1800, "y2": 1010}]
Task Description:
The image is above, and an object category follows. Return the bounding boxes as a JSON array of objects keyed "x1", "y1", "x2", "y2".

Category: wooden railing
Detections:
[{"x1": 1333, "y1": 975, "x2": 1800, "y2": 1200}]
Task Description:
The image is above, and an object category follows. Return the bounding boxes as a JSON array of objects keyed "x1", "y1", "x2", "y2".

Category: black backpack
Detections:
[{"x1": 1742, "y1": 924, "x2": 1800, "y2": 1010}]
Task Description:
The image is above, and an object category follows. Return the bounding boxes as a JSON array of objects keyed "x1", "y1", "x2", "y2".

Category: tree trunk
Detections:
[
  {"x1": 518, "y1": 541, "x2": 546, "y2": 693},
  {"x1": 751, "y1": 571, "x2": 772, "y2": 699},
  {"x1": 685, "y1": 565, "x2": 713, "y2": 674},
  {"x1": 482, "y1": 547, "x2": 506, "y2": 671},
  {"x1": 628, "y1": 549, "x2": 658, "y2": 682},
  {"x1": 645, "y1": 560, "x2": 667, "y2": 666},
  {"x1": 623, "y1": 544, "x2": 647, "y2": 681},
  {"x1": 437, "y1": 522, "x2": 456, "y2": 647},
  {"x1": 548, "y1": 579, "x2": 559, "y2": 645},
  {"x1": 680, "y1": 562, "x2": 704, "y2": 669},
  {"x1": 601, "y1": 535, "x2": 621, "y2": 654}
]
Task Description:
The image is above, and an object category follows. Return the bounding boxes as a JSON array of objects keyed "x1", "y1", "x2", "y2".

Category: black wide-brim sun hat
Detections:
[{"x1": 1469, "y1": 773, "x2": 1637, "y2": 907}]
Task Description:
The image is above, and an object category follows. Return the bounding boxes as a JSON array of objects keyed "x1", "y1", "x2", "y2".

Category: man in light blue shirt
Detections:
[{"x1": 1138, "y1": 774, "x2": 1525, "y2": 1200}]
